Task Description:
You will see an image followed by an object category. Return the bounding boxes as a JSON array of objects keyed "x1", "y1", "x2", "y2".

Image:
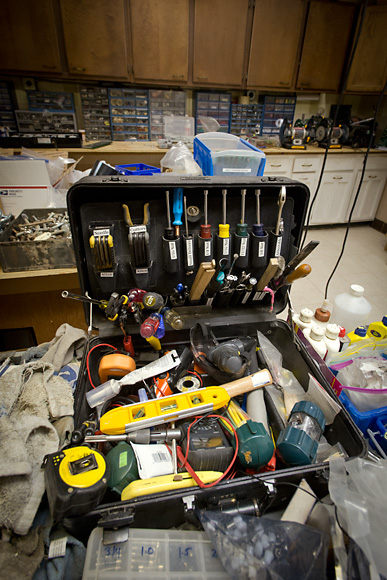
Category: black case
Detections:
[{"x1": 66, "y1": 174, "x2": 366, "y2": 541}]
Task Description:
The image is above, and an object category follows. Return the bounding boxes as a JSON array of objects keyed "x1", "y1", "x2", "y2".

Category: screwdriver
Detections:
[
  {"x1": 164, "y1": 190, "x2": 175, "y2": 240},
  {"x1": 200, "y1": 190, "x2": 211, "y2": 239},
  {"x1": 183, "y1": 195, "x2": 195, "y2": 272},
  {"x1": 236, "y1": 189, "x2": 248, "y2": 238},
  {"x1": 252, "y1": 189, "x2": 264, "y2": 236},
  {"x1": 173, "y1": 188, "x2": 183, "y2": 237},
  {"x1": 219, "y1": 189, "x2": 230, "y2": 240}
]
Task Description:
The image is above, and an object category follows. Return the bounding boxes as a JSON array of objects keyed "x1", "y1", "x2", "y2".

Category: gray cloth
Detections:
[
  {"x1": 41, "y1": 324, "x2": 87, "y2": 372},
  {"x1": 0, "y1": 361, "x2": 74, "y2": 535},
  {"x1": 0, "y1": 527, "x2": 44, "y2": 580}
]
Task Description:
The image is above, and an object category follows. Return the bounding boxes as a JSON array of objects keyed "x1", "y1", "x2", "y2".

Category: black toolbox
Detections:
[{"x1": 63, "y1": 174, "x2": 366, "y2": 542}]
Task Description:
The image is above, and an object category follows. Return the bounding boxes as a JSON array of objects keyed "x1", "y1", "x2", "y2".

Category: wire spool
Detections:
[{"x1": 175, "y1": 374, "x2": 202, "y2": 392}]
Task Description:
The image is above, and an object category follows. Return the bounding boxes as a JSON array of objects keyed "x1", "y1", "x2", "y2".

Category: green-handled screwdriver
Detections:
[{"x1": 236, "y1": 189, "x2": 248, "y2": 237}]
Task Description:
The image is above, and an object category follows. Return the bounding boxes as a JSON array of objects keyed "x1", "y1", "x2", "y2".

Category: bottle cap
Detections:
[
  {"x1": 300, "y1": 308, "x2": 313, "y2": 323},
  {"x1": 325, "y1": 323, "x2": 340, "y2": 340},
  {"x1": 338, "y1": 326, "x2": 346, "y2": 338},
  {"x1": 320, "y1": 298, "x2": 330, "y2": 313},
  {"x1": 354, "y1": 326, "x2": 367, "y2": 337},
  {"x1": 310, "y1": 325, "x2": 325, "y2": 341},
  {"x1": 350, "y1": 284, "x2": 364, "y2": 297},
  {"x1": 382, "y1": 316, "x2": 387, "y2": 326},
  {"x1": 314, "y1": 307, "x2": 331, "y2": 323}
]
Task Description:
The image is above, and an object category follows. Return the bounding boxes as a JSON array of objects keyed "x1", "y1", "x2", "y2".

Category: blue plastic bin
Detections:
[
  {"x1": 193, "y1": 132, "x2": 266, "y2": 176},
  {"x1": 338, "y1": 390, "x2": 387, "y2": 435},
  {"x1": 116, "y1": 163, "x2": 161, "y2": 176}
]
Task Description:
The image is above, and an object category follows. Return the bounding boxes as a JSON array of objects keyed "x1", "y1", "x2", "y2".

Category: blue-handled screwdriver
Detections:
[{"x1": 173, "y1": 188, "x2": 183, "y2": 237}]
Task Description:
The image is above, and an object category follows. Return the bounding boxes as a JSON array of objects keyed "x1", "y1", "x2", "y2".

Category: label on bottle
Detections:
[
  {"x1": 204, "y1": 240, "x2": 211, "y2": 257},
  {"x1": 222, "y1": 238, "x2": 230, "y2": 255},
  {"x1": 275, "y1": 236, "x2": 282, "y2": 257},
  {"x1": 258, "y1": 241, "x2": 265, "y2": 257}
]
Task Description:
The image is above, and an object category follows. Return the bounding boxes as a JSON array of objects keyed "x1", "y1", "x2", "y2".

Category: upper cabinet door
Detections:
[
  {"x1": 60, "y1": 0, "x2": 129, "y2": 78},
  {"x1": 297, "y1": 1, "x2": 355, "y2": 92},
  {"x1": 346, "y1": 5, "x2": 387, "y2": 93},
  {"x1": 0, "y1": 0, "x2": 61, "y2": 73},
  {"x1": 247, "y1": 0, "x2": 305, "y2": 90},
  {"x1": 193, "y1": 0, "x2": 250, "y2": 86},
  {"x1": 130, "y1": 0, "x2": 189, "y2": 83}
]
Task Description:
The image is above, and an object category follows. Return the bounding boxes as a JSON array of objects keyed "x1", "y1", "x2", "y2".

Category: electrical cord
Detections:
[
  {"x1": 324, "y1": 76, "x2": 387, "y2": 299},
  {"x1": 300, "y1": 0, "x2": 370, "y2": 250}
]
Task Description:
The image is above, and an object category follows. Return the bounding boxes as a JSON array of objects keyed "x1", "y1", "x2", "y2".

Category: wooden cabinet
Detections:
[
  {"x1": 193, "y1": 0, "x2": 250, "y2": 86},
  {"x1": 346, "y1": 5, "x2": 387, "y2": 93},
  {"x1": 349, "y1": 170, "x2": 387, "y2": 222},
  {"x1": 297, "y1": 1, "x2": 355, "y2": 92},
  {"x1": 60, "y1": 0, "x2": 129, "y2": 79},
  {"x1": 0, "y1": 0, "x2": 61, "y2": 74},
  {"x1": 129, "y1": 0, "x2": 189, "y2": 83},
  {"x1": 247, "y1": 0, "x2": 305, "y2": 90}
]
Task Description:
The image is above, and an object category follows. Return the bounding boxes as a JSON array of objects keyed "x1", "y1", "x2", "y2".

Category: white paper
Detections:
[{"x1": 131, "y1": 442, "x2": 173, "y2": 479}]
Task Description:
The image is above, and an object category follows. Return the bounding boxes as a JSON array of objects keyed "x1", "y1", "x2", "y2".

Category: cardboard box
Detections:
[{"x1": 0, "y1": 158, "x2": 51, "y2": 215}]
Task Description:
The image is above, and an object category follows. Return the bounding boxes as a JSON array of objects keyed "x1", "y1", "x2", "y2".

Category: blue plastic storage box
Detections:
[
  {"x1": 116, "y1": 163, "x2": 161, "y2": 176},
  {"x1": 193, "y1": 132, "x2": 266, "y2": 176}
]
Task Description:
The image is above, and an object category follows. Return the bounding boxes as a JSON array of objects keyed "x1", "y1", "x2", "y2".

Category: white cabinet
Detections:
[
  {"x1": 309, "y1": 171, "x2": 356, "y2": 225},
  {"x1": 348, "y1": 170, "x2": 387, "y2": 222}
]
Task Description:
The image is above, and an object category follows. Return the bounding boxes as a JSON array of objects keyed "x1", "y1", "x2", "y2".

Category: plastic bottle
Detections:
[
  {"x1": 324, "y1": 323, "x2": 341, "y2": 363},
  {"x1": 303, "y1": 325, "x2": 327, "y2": 359},
  {"x1": 367, "y1": 316, "x2": 387, "y2": 340},
  {"x1": 312, "y1": 299, "x2": 331, "y2": 329},
  {"x1": 347, "y1": 326, "x2": 368, "y2": 346},
  {"x1": 293, "y1": 308, "x2": 314, "y2": 332},
  {"x1": 338, "y1": 326, "x2": 350, "y2": 352},
  {"x1": 331, "y1": 284, "x2": 372, "y2": 334}
]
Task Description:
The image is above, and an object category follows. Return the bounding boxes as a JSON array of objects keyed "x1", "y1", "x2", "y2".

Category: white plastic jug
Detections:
[{"x1": 331, "y1": 284, "x2": 372, "y2": 334}]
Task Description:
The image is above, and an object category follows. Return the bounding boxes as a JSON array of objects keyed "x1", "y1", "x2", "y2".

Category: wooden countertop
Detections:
[{"x1": 0, "y1": 265, "x2": 80, "y2": 295}]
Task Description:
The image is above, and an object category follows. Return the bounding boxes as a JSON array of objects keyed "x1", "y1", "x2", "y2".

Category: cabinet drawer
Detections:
[
  {"x1": 265, "y1": 156, "x2": 293, "y2": 175},
  {"x1": 292, "y1": 156, "x2": 321, "y2": 173},
  {"x1": 325, "y1": 156, "x2": 358, "y2": 172},
  {"x1": 364, "y1": 155, "x2": 387, "y2": 171}
]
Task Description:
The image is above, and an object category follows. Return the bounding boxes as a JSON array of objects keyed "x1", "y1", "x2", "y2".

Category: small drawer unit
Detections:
[
  {"x1": 260, "y1": 96, "x2": 297, "y2": 135},
  {"x1": 80, "y1": 86, "x2": 112, "y2": 141},
  {"x1": 195, "y1": 92, "x2": 231, "y2": 134},
  {"x1": 109, "y1": 88, "x2": 150, "y2": 141},
  {"x1": 149, "y1": 89, "x2": 186, "y2": 141},
  {"x1": 230, "y1": 103, "x2": 263, "y2": 137}
]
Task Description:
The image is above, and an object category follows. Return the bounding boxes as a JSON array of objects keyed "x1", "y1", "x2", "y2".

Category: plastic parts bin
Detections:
[
  {"x1": 193, "y1": 132, "x2": 266, "y2": 176},
  {"x1": 116, "y1": 163, "x2": 161, "y2": 176}
]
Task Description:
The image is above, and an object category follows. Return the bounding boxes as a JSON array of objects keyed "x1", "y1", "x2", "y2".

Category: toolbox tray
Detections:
[{"x1": 65, "y1": 175, "x2": 366, "y2": 541}]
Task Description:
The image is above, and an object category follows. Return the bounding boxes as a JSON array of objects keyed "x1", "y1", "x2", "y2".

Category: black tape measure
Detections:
[
  {"x1": 43, "y1": 446, "x2": 109, "y2": 521},
  {"x1": 180, "y1": 417, "x2": 233, "y2": 472}
]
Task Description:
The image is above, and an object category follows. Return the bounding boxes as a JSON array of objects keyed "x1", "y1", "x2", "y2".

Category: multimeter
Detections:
[
  {"x1": 43, "y1": 446, "x2": 109, "y2": 521},
  {"x1": 180, "y1": 417, "x2": 233, "y2": 472}
]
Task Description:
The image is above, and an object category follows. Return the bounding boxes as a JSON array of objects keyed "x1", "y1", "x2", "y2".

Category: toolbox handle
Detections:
[{"x1": 223, "y1": 369, "x2": 272, "y2": 398}]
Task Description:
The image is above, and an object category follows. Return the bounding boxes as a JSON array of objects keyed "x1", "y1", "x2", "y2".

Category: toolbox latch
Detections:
[
  {"x1": 102, "y1": 526, "x2": 129, "y2": 545},
  {"x1": 98, "y1": 506, "x2": 135, "y2": 529}
]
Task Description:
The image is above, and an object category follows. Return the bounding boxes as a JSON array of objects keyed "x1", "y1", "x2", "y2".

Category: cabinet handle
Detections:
[
  {"x1": 172, "y1": 75, "x2": 185, "y2": 79},
  {"x1": 196, "y1": 76, "x2": 208, "y2": 81},
  {"x1": 302, "y1": 163, "x2": 312, "y2": 167},
  {"x1": 73, "y1": 67, "x2": 86, "y2": 71},
  {"x1": 279, "y1": 81, "x2": 289, "y2": 86},
  {"x1": 42, "y1": 64, "x2": 57, "y2": 69},
  {"x1": 271, "y1": 164, "x2": 282, "y2": 167},
  {"x1": 333, "y1": 176, "x2": 343, "y2": 180},
  {"x1": 300, "y1": 82, "x2": 310, "y2": 86},
  {"x1": 368, "y1": 175, "x2": 377, "y2": 178}
]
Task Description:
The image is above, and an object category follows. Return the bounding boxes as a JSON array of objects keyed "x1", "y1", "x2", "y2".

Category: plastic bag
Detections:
[
  {"x1": 199, "y1": 510, "x2": 328, "y2": 580},
  {"x1": 328, "y1": 338, "x2": 387, "y2": 367},
  {"x1": 160, "y1": 141, "x2": 202, "y2": 175},
  {"x1": 336, "y1": 357, "x2": 387, "y2": 412},
  {"x1": 199, "y1": 115, "x2": 220, "y2": 133},
  {"x1": 21, "y1": 147, "x2": 75, "y2": 186},
  {"x1": 329, "y1": 456, "x2": 387, "y2": 578}
]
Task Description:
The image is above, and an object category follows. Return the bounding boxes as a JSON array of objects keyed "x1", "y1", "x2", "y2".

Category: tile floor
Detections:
[{"x1": 277, "y1": 224, "x2": 387, "y2": 323}]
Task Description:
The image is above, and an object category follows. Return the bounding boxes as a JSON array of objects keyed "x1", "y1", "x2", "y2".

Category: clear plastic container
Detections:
[
  {"x1": 164, "y1": 116, "x2": 194, "y2": 139},
  {"x1": 193, "y1": 132, "x2": 266, "y2": 176},
  {"x1": 331, "y1": 284, "x2": 372, "y2": 334},
  {"x1": 82, "y1": 526, "x2": 229, "y2": 580}
]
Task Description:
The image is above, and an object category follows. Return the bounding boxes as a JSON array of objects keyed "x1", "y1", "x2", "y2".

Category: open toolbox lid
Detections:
[{"x1": 66, "y1": 174, "x2": 310, "y2": 334}]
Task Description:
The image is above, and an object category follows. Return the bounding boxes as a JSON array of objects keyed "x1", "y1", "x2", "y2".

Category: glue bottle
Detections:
[
  {"x1": 347, "y1": 326, "x2": 368, "y2": 346},
  {"x1": 338, "y1": 326, "x2": 350, "y2": 352},
  {"x1": 312, "y1": 299, "x2": 331, "y2": 329},
  {"x1": 303, "y1": 325, "x2": 327, "y2": 359},
  {"x1": 367, "y1": 316, "x2": 387, "y2": 340},
  {"x1": 293, "y1": 308, "x2": 314, "y2": 333},
  {"x1": 323, "y1": 323, "x2": 341, "y2": 363}
]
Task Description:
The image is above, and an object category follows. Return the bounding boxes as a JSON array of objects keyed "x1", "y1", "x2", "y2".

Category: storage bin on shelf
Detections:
[
  {"x1": 116, "y1": 163, "x2": 161, "y2": 176},
  {"x1": 193, "y1": 132, "x2": 266, "y2": 176}
]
